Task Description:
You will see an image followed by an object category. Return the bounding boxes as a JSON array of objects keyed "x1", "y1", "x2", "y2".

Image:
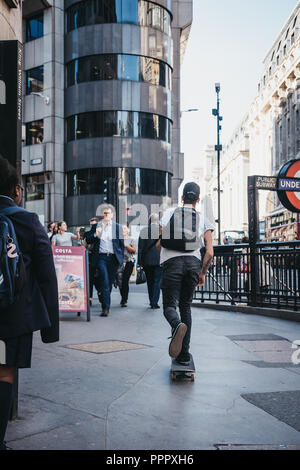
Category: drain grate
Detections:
[{"x1": 64, "y1": 340, "x2": 151, "y2": 355}]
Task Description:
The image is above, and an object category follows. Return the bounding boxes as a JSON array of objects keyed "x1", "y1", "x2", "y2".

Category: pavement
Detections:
[{"x1": 5, "y1": 284, "x2": 300, "y2": 450}]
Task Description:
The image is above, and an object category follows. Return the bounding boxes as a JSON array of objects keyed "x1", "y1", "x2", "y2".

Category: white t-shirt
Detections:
[
  {"x1": 159, "y1": 207, "x2": 215, "y2": 265},
  {"x1": 52, "y1": 232, "x2": 74, "y2": 246}
]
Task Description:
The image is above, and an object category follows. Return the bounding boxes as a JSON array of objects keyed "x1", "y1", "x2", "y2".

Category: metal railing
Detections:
[{"x1": 193, "y1": 241, "x2": 300, "y2": 312}]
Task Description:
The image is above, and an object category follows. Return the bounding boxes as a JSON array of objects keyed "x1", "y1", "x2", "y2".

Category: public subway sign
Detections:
[{"x1": 251, "y1": 160, "x2": 300, "y2": 213}]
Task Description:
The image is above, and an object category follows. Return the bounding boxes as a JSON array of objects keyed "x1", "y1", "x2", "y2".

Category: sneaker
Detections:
[
  {"x1": 176, "y1": 353, "x2": 190, "y2": 365},
  {"x1": 168, "y1": 323, "x2": 187, "y2": 358},
  {"x1": 151, "y1": 305, "x2": 160, "y2": 309},
  {"x1": 121, "y1": 302, "x2": 127, "y2": 307}
]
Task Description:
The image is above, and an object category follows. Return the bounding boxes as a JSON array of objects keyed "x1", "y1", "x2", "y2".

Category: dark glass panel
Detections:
[
  {"x1": 67, "y1": 116, "x2": 75, "y2": 142},
  {"x1": 26, "y1": 66, "x2": 44, "y2": 95},
  {"x1": 26, "y1": 14, "x2": 44, "y2": 42},
  {"x1": 66, "y1": 167, "x2": 172, "y2": 197},
  {"x1": 26, "y1": 120, "x2": 44, "y2": 145},
  {"x1": 139, "y1": 112, "x2": 156, "y2": 139},
  {"x1": 67, "y1": 61, "x2": 75, "y2": 87},
  {"x1": 104, "y1": 111, "x2": 117, "y2": 136},
  {"x1": 67, "y1": 0, "x2": 170, "y2": 34}
]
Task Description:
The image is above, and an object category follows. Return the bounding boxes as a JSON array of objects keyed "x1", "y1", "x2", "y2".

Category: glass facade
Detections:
[
  {"x1": 67, "y1": 0, "x2": 171, "y2": 35},
  {"x1": 67, "y1": 167, "x2": 172, "y2": 197},
  {"x1": 26, "y1": 66, "x2": 44, "y2": 95},
  {"x1": 67, "y1": 111, "x2": 171, "y2": 143},
  {"x1": 26, "y1": 14, "x2": 44, "y2": 42},
  {"x1": 25, "y1": 120, "x2": 44, "y2": 145},
  {"x1": 67, "y1": 54, "x2": 171, "y2": 89},
  {"x1": 25, "y1": 174, "x2": 45, "y2": 201}
]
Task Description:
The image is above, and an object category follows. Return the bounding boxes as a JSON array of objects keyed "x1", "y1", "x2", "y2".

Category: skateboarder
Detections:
[{"x1": 157, "y1": 182, "x2": 214, "y2": 365}]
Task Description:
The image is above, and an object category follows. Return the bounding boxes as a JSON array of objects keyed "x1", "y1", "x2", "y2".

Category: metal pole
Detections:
[{"x1": 217, "y1": 89, "x2": 221, "y2": 245}]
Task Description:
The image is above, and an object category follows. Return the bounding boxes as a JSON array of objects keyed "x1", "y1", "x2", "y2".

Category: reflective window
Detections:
[
  {"x1": 66, "y1": 168, "x2": 172, "y2": 197},
  {"x1": 67, "y1": 54, "x2": 172, "y2": 89},
  {"x1": 26, "y1": 14, "x2": 44, "y2": 42},
  {"x1": 25, "y1": 120, "x2": 44, "y2": 145},
  {"x1": 67, "y1": 111, "x2": 171, "y2": 143},
  {"x1": 26, "y1": 66, "x2": 44, "y2": 95},
  {"x1": 67, "y1": 0, "x2": 171, "y2": 35},
  {"x1": 25, "y1": 174, "x2": 45, "y2": 201}
]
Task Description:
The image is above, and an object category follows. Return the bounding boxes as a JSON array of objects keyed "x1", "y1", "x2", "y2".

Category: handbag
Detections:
[{"x1": 136, "y1": 265, "x2": 147, "y2": 285}]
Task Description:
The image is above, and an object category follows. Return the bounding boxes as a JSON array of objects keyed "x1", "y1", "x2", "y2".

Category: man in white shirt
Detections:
[
  {"x1": 85, "y1": 206, "x2": 124, "y2": 316},
  {"x1": 157, "y1": 182, "x2": 214, "y2": 365}
]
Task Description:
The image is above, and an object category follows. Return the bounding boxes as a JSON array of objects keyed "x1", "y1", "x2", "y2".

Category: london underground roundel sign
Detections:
[{"x1": 277, "y1": 159, "x2": 300, "y2": 213}]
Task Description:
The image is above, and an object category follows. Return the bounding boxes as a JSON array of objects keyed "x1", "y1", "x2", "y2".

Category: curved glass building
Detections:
[{"x1": 21, "y1": 0, "x2": 193, "y2": 226}]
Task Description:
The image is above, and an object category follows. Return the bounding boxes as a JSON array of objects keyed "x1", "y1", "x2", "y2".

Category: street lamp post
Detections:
[{"x1": 212, "y1": 83, "x2": 223, "y2": 245}]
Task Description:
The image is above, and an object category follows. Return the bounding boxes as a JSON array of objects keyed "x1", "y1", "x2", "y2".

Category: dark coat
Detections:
[
  {"x1": 85, "y1": 221, "x2": 124, "y2": 267},
  {"x1": 138, "y1": 224, "x2": 160, "y2": 267},
  {"x1": 0, "y1": 196, "x2": 59, "y2": 342}
]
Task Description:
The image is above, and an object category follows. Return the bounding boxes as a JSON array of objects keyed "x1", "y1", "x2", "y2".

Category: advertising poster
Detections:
[{"x1": 52, "y1": 246, "x2": 87, "y2": 313}]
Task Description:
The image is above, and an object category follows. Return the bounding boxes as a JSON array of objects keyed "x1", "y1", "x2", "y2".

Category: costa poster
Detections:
[{"x1": 52, "y1": 246, "x2": 88, "y2": 313}]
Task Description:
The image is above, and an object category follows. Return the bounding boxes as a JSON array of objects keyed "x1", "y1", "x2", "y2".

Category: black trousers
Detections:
[
  {"x1": 119, "y1": 261, "x2": 134, "y2": 303},
  {"x1": 143, "y1": 265, "x2": 162, "y2": 307},
  {"x1": 161, "y1": 256, "x2": 201, "y2": 356}
]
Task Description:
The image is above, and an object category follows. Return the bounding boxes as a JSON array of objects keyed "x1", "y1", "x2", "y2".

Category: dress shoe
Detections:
[{"x1": 101, "y1": 307, "x2": 109, "y2": 317}]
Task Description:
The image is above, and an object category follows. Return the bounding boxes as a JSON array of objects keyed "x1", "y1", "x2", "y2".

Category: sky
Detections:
[{"x1": 181, "y1": 0, "x2": 299, "y2": 179}]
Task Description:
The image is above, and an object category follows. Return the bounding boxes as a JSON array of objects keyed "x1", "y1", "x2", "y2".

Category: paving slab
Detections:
[{"x1": 5, "y1": 287, "x2": 300, "y2": 450}]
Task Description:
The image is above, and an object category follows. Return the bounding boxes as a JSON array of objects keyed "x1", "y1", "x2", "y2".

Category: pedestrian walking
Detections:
[
  {"x1": 138, "y1": 214, "x2": 162, "y2": 309},
  {"x1": 118, "y1": 225, "x2": 136, "y2": 307},
  {"x1": 85, "y1": 205, "x2": 124, "y2": 317},
  {"x1": 51, "y1": 220, "x2": 80, "y2": 246},
  {"x1": 157, "y1": 182, "x2": 214, "y2": 365},
  {"x1": 0, "y1": 155, "x2": 59, "y2": 451}
]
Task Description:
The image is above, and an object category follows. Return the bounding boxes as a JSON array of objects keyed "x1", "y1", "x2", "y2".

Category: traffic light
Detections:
[{"x1": 103, "y1": 179, "x2": 108, "y2": 202}]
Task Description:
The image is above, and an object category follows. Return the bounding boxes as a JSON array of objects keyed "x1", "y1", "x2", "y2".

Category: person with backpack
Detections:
[
  {"x1": 138, "y1": 214, "x2": 162, "y2": 309},
  {"x1": 157, "y1": 182, "x2": 214, "y2": 365},
  {"x1": 0, "y1": 155, "x2": 59, "y2": 450}
]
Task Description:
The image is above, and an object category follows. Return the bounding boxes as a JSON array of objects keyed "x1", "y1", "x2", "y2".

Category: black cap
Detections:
[{"x1": 183, "y1": 182, "x2": 200, "y2": 202}]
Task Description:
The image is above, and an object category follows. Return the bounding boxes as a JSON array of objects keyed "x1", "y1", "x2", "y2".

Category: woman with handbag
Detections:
[{"x1": 119, "y1": 226, "x2": 136, "y2": 307}]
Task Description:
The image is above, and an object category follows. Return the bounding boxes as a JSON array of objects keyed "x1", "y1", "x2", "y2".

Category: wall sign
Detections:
[
  {"x1": 0, "y1": 41, "x2": 22, "y2": 168},
  {"x1": 277, "y1": 160, "x2": 300, "y2": 213}
]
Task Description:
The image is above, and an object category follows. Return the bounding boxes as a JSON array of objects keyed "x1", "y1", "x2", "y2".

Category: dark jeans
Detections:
[
  {"x1": 97, "y1": 254, "x2": 119, "y2": 308},
  {"x1": 119, "y1": 261, "x2": 134, "y2": 303},
  {"x1": 161, "y1": 256, "x2": 201, "y2": 357},
  {"x1": 144, "y1": 265, "x2": 162, "y2": 307},
  {"x1": 89, "y1": 255, "x2": 100, "y2": 299}
]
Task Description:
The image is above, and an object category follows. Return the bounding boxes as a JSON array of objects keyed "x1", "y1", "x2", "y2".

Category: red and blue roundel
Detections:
[{"x1": 277, "y1": 159, "x2": 300, "y2": 213}]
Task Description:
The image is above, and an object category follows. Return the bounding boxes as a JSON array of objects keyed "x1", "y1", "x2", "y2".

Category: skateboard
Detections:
[{"x1": 170, "y1": 354, "x2": 195, "y2": 381}]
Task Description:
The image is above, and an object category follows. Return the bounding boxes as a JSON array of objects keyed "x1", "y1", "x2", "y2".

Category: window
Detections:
[
  {"x1": 26, "y1": 14, "x2": 44, "y2": 41},
  {"x1": 25, "y1": 174, "x2": 45, "y2": 201},
  {"x1": 283, "y1": 45, "x2": 287, "y2": 56},
  {"x1": 25, "y1": 120, "x2": 44, "y2": 145},
  {"x1": 67, "y1": 111, "x2": 172, "y2": 143},
  {"x1": 277, "y1": 55, "x2": 280, "y2": 66},
  {"x1": 293, "y1": 16, "x2": 298, "y2": 28},
  {"x1": 66, "y1": 168, "x2": 172, "y2": 197},
  {"x1": 26, "y1": 66, "x2": 44, "y2": 95},
  {"x1": 67, "y1": 54, "x2": 172, "y2": 89},
  {"x1": 66, "y1": 0, "x2": 171, "y2": 35},
  {"x1": 291, "y1": 33, "x2": 295, "y2": 45}
]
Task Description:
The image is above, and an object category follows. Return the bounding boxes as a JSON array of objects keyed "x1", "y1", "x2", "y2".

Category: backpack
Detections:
[
  {"x1": 0, "y1": 206, "x2": 26, "y2": 310},
  {"x1": 160, "y1": 207, "x2": 203, "y2": 252}
]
